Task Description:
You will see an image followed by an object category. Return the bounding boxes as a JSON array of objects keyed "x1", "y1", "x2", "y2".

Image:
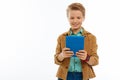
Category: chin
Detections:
[{"x1": 72, "y1": 27, "x2": 79, "y2": 30}]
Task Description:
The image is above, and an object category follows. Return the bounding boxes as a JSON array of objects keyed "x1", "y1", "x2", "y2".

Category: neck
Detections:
[{"x1": 72, "y1": 27, "x2": 81, "y2": 34}]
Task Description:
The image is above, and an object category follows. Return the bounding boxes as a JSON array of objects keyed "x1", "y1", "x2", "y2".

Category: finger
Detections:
[
  {"x1": 76, "y1": 55, "x2": 84, "y2": 59},
  {"x1": 79, "y1": 55, "x2": 85, "y2": 59},
  {"x1": 76, "y1": 54, "x2": 80, "y2": 57},
  {"x1": 63, "y1": 48, "x2": 70, "y2": 51},
  {"x1": 76, "y1": 52, "x2": 84, "y2": 56},
  {"x1": 79, "y1": 50, "x2": 85, "y2": 53},
  {"x1": 65, "y1": 51, "x2": 73, "y2": 54},
  {"x1": 76, "y1": 52, "x2": 80, "y2": 56},
  {"x1": 76, "y1": 52, "x2": 83, "y2": 54},
  {"x1": 68, "y1": 53, "x2": 74, "y2": 56},
  {"x1": 65, "y1": 53, "x2": 74, "y2": 58},
  {"x1": 76, "y1": 53, "x2": 82, "y2": 57},
  {"x1": 76, "y1": 53, "x2": 85, "y2": 58}
]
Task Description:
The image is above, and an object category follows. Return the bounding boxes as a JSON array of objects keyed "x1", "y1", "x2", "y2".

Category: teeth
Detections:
[
  {"x1": 73, "y1": 25, "x2": 77, "y2": 26},
  {"x1": 72, "y1": 23, "x2": 78, "y2": 27}
]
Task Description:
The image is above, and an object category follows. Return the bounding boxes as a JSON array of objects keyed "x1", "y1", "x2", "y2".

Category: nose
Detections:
[{"x1": 73, "y1": 19, "x2": 77, "y2": 23}]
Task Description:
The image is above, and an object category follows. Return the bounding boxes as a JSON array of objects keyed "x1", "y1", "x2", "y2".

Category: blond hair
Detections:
[{"x1": 67, "y1": 3, "x2": 85, "y2": 17}]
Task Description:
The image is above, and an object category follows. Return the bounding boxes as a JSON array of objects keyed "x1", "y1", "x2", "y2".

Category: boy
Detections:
[{"x1": 54, "y1": 2, "x2": 99, "y2": 80}]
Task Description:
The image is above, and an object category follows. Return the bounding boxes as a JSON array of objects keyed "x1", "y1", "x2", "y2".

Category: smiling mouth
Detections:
[{"x1": 73, "y1": 24, "x2": 78, "y2": 27}]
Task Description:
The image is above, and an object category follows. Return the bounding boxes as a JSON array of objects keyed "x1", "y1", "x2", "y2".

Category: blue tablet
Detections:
[{"x1": 66, "y1": 36, "x2": 84, "y2": 57}]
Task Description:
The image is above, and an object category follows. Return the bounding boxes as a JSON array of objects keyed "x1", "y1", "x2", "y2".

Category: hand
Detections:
[
  {"x1": 76, "y1": 50, "x2": 87, "y2": 60},
  {"x1": 60, "y1": 48, "x2": 74, "y2": 58}
]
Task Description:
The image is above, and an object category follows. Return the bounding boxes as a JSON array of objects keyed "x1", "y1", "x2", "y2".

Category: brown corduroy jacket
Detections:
[{"x1": 54, "y1": 27, "x2": 99, "y2": 80}]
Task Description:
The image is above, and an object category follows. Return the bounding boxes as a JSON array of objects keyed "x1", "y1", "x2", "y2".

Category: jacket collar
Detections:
[{"x1": 63, "y1": 27, "x2": 90, "y2": 36}]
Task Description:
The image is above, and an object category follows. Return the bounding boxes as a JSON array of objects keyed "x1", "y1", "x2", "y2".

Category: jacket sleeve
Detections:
[
  {"x1": 54, "y1": 36, "x2": 63, "y2": 65},
  {"x1": 87, "y1": 35, "x2": 99, "y2": 66}
]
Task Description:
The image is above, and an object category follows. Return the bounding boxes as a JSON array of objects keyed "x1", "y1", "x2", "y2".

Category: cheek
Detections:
[
  {"x1": 78, "y1": 20, "x2": 83, "y2": 24},
  {"x1": 68, "y1": 19, "x2": 73, "y2": 24}
]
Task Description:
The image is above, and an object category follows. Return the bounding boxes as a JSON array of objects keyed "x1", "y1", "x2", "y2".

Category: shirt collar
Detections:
[{"x1": 70, "y1": 28, "x2": 83, "y2": 35}]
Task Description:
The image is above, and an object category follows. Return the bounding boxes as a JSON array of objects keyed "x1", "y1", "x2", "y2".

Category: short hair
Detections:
[{"x1": 67, "y1": 3, "x2": 85, "y2": 17}]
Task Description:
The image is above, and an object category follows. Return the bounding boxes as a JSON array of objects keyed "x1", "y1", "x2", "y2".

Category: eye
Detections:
[
  {"x1": 70, "y1": 17, "x2": 74, "y2": 19},
  {"x1": 77, "y1": 17, "x2": 81, "y2": 19}
]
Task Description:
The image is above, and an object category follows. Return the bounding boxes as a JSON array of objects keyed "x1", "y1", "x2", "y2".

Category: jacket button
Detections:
[{"x1": 65, "y1": 66, "x2": 68, "y2": 69}]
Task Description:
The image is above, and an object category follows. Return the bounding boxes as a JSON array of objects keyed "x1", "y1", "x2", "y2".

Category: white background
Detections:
[{"x1": 0, "y1": 0, "x2": 120, "y2": 80}]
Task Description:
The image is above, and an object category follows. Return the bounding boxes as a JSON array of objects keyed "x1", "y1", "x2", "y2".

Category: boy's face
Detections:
[{"x1": 68, "y1": 10, "x2": 84, "y2": 30}]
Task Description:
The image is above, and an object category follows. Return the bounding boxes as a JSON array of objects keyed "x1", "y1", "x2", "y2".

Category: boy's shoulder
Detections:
[
  {"x1": 61, "y1": 31, "x2": 69, "y2": 36},
  {"x1": 84, "y1": 30, "x2": 97, "y2": 39}
]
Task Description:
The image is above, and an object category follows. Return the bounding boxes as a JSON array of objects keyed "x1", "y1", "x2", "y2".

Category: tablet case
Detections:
[{"x1": 66, "y1": 36, "x2": 84, "y2": 57}]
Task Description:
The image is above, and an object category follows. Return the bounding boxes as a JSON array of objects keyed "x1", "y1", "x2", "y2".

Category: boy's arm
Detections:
[{"x1": 86, "y1": 35, "x2": 99, "y2": 66}]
